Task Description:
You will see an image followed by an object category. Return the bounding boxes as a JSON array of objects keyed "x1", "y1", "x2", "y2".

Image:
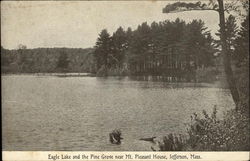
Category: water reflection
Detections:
[{"x1": 2, "y1": 75, "x2": 234, "y2": 151}]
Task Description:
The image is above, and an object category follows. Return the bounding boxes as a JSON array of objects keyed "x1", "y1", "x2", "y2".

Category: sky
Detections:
[{"x1": 1, "y1": 1, "x2": 220, "y2": 49}]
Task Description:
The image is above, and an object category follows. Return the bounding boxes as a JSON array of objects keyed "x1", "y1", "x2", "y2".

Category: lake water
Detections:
[{"x1": 2, "y1": 75, "x2": 234, "y2": 151}]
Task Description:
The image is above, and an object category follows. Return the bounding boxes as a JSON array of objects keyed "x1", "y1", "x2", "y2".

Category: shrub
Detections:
[
  {"x1": 158, "y1": 106, "x2": 249, "y2": 151},
  {"x1": 235, "y1": 64, "x2": 249, "y2": 115},
  {"x1": 186, "y1": 107, "x2": 249, "y2": 151},
  {"x1": 158, "y1": 134, "x2": 187, "y2": 151}
]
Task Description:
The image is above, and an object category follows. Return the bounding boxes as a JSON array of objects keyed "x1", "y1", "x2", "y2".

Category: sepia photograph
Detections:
[{"x1": 1, "y1": 0, "x2": 249, "y2": 154}]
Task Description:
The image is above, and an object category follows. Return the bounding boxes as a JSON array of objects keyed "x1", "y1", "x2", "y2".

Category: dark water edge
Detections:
[
  {"x1": 1, "y1": 73, "x2": 229, "y2": 89},
  {"x1": 1, "y1": 72, "x2": 95, "y2": 77}
]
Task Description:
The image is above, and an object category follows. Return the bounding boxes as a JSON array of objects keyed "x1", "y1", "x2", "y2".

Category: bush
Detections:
[
  {"x1": 186, "y1": 107, "x2": 249, "y2": 151},
  {"x1": 235, "y1": 64, "x2": 249, "y2": 115},
  {"x1": 158, "y1": 134, "x2": 186, "y2": 151},
  {"x1": 158, "y1": 106, "x2": 249, "y2": 151}
]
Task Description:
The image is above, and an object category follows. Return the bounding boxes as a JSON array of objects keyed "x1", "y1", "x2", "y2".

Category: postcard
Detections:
[{"x1": 1, "y1": 0, "x2": 249, "y2": 160}]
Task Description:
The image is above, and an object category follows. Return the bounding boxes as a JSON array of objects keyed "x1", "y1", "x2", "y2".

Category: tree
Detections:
[
  {"x1": 133, "y1": 22, "x2": 151, "y2": 56},
  {"x1": 111, "y1": 26, "x2": 127, "y2": 67},
  {"x1": 215, "y1": 15, "x2": 238, "y2": 57},
  {"x1": 182, "y1": 19, "x2": 215, "y2": 68},
  {"x1": 1, "y1": 46, "x2": 10, "y2": 67},
  {"x1": 94, "y1": 29, "x2": 112, "y2": 69},
  {"x1": 57, "y1": 51, "x2": 69, "y2": 71},
  {"x1": 233, "y1": 15, "x2": 249, "y2": 114},
  {"x1": 234, "y1": 15, "x2": 249, "y2": 66},
  {"x1": 162, "y1": 0, "x2": 242, "y2": 110},
  {"x1": 128, "y1": 22, "x2": 151, "y2": 71},
  {"x1": 125, "y1": 27, "x2": 133, "y2": 54},
  {"x1": 16, "y1": 44, "x2": 28, "y2": 71}
]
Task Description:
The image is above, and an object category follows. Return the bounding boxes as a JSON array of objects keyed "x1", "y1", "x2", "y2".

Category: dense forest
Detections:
[
  {"x1": 93, "y1": 18, "x2": 217, "y2": 79},
  {"x1": 93, "y1": 14, "x2": 248, "y2": 81},
  {"x1": 1, "y1": 47, "x2": 94, "y2": 73}
]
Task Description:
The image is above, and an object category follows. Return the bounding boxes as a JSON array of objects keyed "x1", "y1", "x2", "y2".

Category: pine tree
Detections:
[
  {"x1": 182, "y1": 20, "x2": 214, "y2": 68},
  {"x1": 234, "y1": 15, "x2": 249, "y2": 66},
  {"x1": 111, "y1": 26, "x2": 127, "y2": 67},
  {"x1": 215, "y1": 15, "x2": 238, "y2": 57},
  {"x1": 94, "y1": 29, "x2": 111, "y2": 69}
]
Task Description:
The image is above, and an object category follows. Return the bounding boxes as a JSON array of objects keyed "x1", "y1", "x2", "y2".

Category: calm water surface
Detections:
[{"x1": 2, "y1": 75, "x2": 234, "y2": 151}]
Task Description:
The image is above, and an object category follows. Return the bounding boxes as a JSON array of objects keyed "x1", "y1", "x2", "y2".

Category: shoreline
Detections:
[
  {"x1": 1, "y1": 73, "x2": 229, "y2": 89},
  {"x1": 1, "y1": 72, "x2": 95, "y2": 77}
]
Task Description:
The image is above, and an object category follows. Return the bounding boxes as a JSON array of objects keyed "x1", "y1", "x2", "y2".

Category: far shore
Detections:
[{"x1": 1, "y1": 72, "x2": 95, "y2": 77}]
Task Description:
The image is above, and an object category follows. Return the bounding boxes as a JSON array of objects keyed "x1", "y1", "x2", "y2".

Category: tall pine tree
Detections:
[{"x1": 94, "y1": 29, "x2": 111, "y2": 70}]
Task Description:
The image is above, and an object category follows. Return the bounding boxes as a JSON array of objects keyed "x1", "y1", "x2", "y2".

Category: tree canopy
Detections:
[{"x1": 94, "y1": 18, "x2": 216, "y2": 76}]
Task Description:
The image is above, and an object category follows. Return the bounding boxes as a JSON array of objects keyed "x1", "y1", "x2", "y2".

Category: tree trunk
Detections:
[{"x1": 217, "y1": 0, "x2": 240, "y2": 110}]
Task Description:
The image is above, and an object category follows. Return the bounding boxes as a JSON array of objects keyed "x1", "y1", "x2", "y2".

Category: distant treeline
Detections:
[{"x1": 1, "y1": 47, "x2": 94, "y2": 73}]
